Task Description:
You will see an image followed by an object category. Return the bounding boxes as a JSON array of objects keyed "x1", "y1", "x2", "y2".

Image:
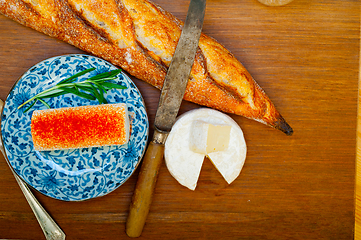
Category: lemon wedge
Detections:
[{"x1": 164, "y1": 108, "x2": 247, "y2": 190}]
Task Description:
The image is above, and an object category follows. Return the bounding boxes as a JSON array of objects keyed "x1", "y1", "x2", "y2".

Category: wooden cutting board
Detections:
[{"x1": 0, "y1": 0, "x2": 359, "y2": 239}]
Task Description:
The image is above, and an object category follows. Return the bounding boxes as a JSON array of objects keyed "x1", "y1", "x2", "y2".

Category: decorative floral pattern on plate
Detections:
[{"x1": 1, "y1": 54, "x2": 149, "y2": 201}]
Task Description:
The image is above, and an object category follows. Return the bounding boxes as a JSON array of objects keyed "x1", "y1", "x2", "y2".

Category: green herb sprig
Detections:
[{"x1": 18, "y1": 68, "x2": 127, "y2": 112}]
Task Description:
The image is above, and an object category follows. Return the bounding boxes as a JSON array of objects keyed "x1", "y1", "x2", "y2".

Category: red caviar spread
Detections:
[{"x1": 31, "y1": 103, "x2": 129, "y2": 151}]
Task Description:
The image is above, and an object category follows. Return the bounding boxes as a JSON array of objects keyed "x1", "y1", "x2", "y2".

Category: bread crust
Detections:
[{"x1": 0, "y1": 0, "x2": 293, "y2": 135}]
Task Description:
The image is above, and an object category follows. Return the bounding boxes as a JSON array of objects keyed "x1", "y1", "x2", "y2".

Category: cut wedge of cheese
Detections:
[
  {"x1": 164, "y1": 108, "x2": 247, "y2": 190},
  {"x1": 190, "y1": 120, "x2": 232, "y2": 154}
]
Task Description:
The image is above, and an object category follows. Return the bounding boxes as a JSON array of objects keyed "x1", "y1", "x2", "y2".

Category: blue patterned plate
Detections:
[{"x1": 1, "y1": 54, "x2": 149, "y2": 201}]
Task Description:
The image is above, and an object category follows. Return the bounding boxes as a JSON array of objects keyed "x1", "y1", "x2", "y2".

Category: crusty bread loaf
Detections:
[
  {"x1": 31, "y1": 103, "x2": 130, "y2": 151},
  {"x1": 0, "y1": 0, "x2": 293, "y2": 135}
]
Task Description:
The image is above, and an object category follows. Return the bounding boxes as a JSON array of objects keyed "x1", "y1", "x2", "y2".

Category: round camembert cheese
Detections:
[{"x1": 164, "y1": 108, "x2": 247, "y2": 190}]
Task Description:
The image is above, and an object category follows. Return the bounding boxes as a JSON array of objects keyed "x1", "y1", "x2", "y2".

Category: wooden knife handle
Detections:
[{"x1": 126, "y1": 129, "x2": 168, "y2": 237}]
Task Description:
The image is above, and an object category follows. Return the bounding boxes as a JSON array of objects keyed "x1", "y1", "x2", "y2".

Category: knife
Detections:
[{"x1": 125, "y1": 0, "x2": 206, "y2": 237}]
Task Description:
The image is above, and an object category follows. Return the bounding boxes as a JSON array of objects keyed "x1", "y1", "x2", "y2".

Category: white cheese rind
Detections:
[
  {"x1": 189, "y1": 120, "x2": 209, "y2": 154},
  {"x1": 164, "y1": 108, "x2": 247, "y2": 190},
  {"x1": 165, "y1": 117, "x2": 205, "y2": 190}
]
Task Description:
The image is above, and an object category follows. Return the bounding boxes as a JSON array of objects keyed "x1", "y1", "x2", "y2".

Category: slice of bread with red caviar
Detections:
[{"x1": 31, "y1": 103, "x2": 129, "y2": 151}]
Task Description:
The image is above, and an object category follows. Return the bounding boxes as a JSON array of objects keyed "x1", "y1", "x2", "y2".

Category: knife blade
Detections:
[{"x1": 125, "y1": 0, "x2": 206, "y2": 237}]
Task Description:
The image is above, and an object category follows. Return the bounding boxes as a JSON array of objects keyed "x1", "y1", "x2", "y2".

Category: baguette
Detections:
[{"x1": 0, "y1": 0, "x2": 293, "y2": 135}]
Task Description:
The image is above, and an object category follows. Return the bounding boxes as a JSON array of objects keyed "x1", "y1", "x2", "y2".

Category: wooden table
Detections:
[{"x1": 0, "y1": 0, "x2": 359, "y2": 239}]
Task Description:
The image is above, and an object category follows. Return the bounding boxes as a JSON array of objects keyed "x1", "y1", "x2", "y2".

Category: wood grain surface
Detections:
[
  {"x1": 0, "y1": 0, "x2": 359, "y2": 239},
  {"x1": 355, "y1": 14, "x2": 361, "y2": 240}
]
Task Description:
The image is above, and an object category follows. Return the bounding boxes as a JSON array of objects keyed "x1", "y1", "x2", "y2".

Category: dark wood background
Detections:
[{"x1": 0, "y1": 0, "x2": 359, "y2": 239}]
